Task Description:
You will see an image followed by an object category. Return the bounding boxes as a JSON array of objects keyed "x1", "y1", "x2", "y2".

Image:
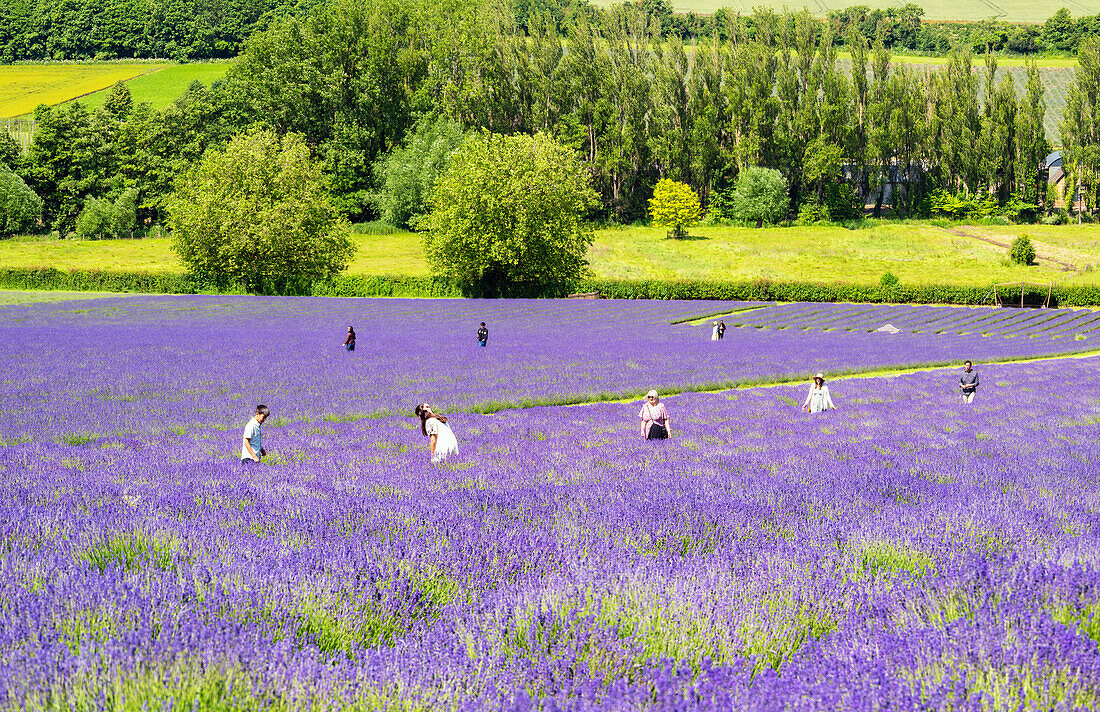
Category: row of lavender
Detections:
[
  {"x1": 729, "y1": 302, "x2": 1100, "y2": 339},
  {"x1": 3, "y1": 348, "x2": 1100, "y2": 709},
  {"x1": 2, "y1": 296, "x2": 1098, "y2": 445}
]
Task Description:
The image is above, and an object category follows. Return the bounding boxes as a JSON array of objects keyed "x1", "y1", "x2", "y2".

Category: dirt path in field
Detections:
[{"x1": 935, "y1": 226, "x2": 1080, "y2": 272}]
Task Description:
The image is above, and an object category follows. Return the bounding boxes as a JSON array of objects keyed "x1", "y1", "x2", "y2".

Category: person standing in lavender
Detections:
[
  {"x1": 803, "y1": 374, "x2": 836, "y2": 413},
  {"x1": 415, "y1": 403, "x2": 459, "y2": 463},
  {"x1": 241, "y1": 405, "x2": 269, "y2": 464},
  {"x1": 959, "y1": 361, "x2": 979, "y2": 403},
  {"x1": 477, "y1": 322, "x2": 489, "y2": 347},
  {"x1": 639, "y1": 390, "x2": 671, "y2": 439},
  {"x1": 343, "y1": 326, "x2": 356, "y2": 351},
  {"x1": 717, "y1": 321, "x2": 726, "y2": 340},
  {"x1": 711, "y1": 322, "x2": 720, "y2": 341}
]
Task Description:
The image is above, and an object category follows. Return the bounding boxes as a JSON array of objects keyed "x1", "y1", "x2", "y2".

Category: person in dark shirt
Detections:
[
  {"x1": 717, "y1": 321, "x2": 726, "y2": 340},
  {"x1": 477, "y1": 322, "x2": 488, "y2": 347},
  {"x1": 959, "y1": 360, "x2": 979, "y2": 403},
  {"x1": 343, "y1": 326, "x2": 356, "y2": 351}
]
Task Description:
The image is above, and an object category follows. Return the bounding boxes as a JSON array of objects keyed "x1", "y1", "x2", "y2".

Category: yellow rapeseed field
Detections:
[{"x1": 0, "y1": 63, "x2": 167, "y2": 118}]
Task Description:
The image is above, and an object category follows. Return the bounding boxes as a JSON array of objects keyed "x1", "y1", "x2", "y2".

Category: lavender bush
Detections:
[{"x1": 1, "y1": 296, "x2": 1099, "y2": 710}]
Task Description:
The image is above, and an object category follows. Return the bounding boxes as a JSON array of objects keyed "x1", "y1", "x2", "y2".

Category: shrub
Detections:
[
  {"x1": 824, "y1": 183, "x2": 863, "y2": 222},
  {"x1": 999, "y1": 194, "x2": 1039, "y2": 223},
  {"x1": 1010, "y1": 234, "x2": 1037, "y2": 266},
  {"x1": 168, "y1": 129, "x2": 354, "y2": 295},
  {"x1": 707, "y1": 187, "x2": 737, "y2": 221},
  {"x1": 930, "y1": 190, "x2": 997, "y2": 220},
  {"x1": 0, "y1": 163, "x2": 43, "y2": 235},
  {"x1": 75, "y1": 188, "x2": 138, "y2": 239},
  {"x1": 797, "y1": 202, "x2": 828, "y2": 224},
  {"x1": 731, "y1": 167, "x2": 788, "y2": 228},
  {"x1": 648, "y1": 178, "x2": 701, "y2": 238},
  {"x1": 880, "y1": 272, "x2": 900, "y2": 289}
]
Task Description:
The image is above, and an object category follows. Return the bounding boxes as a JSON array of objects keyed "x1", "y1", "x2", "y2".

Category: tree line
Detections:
[
  {"x1": 9, "y1": 0, "x2": 1100, "y2": 238},
  {"x1": 5, "y1": 0, "x2": 1100, "y2": 61},
  {"x1": 0, "y1": 0, "x2": 312, "y2": 60}
]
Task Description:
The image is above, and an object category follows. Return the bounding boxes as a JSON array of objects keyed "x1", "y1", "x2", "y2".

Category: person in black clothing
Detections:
[
  {"x1": 344, "y1": 326, "x2": 356, "y2": 351},
  {"x1": 717, "y1": 321, "x2": 726, "y2": 340},
  {"x1": 477, "y1": 322, "x2": 488, "y2": 347}
]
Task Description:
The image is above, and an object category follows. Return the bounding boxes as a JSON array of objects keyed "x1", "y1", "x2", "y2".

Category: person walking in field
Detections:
[
  {"x1": 639, "y1": 390, "x2": 671, "y2": 440},
  {"x1": 803, "y1": 374, "x2": 836, "y2": 413},
  {"x1": 241, "y1": 405, "x2": 269, "y2": 464},
  {"x1": 717, "y1": 321, "x2": 727, "y2": 340},
  {"x1": 415, "y1": 403, "x2": 459, "y2": 463},
  {"x1": 344, "y1": 326, "x2": 356, "y2": 351},
  {"x1": 477, "y1": 322, "x2": 489, "y2": 348},
  {"x1": 959, "y1": 360, "x2": 979, "y2": 403},
  {"x1": 711, "y1": 322, "x2": 720, "y2": 341}
]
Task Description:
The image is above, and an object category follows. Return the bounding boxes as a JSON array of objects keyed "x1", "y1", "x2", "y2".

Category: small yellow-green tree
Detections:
[{"x1": 648, "y1": 179, "x2": 700, "y2": 239}]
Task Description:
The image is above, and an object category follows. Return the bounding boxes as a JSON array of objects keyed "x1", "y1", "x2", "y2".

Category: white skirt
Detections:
[{"x1": 432, "y1": 423, "x2": 460, "y2": 463}]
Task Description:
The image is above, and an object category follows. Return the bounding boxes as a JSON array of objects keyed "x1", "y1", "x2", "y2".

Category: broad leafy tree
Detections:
[
  {"x1": 732, "y1": 166, "x2": 789, "y2": 228},
  {"x1": 168, "y1": 129, "x2": 353, "y2": 294},
  {"x1": 20, "y1": 102, "x2": 105, "y2": 232},
  {"x1": 422, "y1": 131, "x2": 597, "y2": 297},
  {"x1": 0, "y1": 164, "x2": 43, "y2": 235}
]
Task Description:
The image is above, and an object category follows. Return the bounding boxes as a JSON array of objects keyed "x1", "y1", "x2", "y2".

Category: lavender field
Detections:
[{"x1": 3, "y1": 296, "x2": 1100, "y2": 711}]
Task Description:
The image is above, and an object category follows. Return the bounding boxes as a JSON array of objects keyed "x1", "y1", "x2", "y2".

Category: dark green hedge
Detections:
[
  {"x1": 583, "y1": 279, "x2": 994, "y2": 305},
  {"x1": 3, "y1": 267, "x2": 1100, "y2": 306},
  {"x1": 0, "y1": 268, "x2": 198, "y2": 294},
  {"x1": 579, "y1": 279, "x2": 1100, "y2": 308},
  {"x1": 311, "y1": 275, "x2": 463, "y2": 298}
]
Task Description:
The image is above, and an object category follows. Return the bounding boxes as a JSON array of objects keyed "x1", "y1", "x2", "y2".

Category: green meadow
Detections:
[
  {"x1": 74, "y1": 63, "x2": 232, "y2": 111},
  {"x1": 4, "y1": 223, "x2": 1100, "y2": 289}
]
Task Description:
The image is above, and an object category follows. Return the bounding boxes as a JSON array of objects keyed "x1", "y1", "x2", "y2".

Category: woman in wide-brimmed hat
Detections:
[{"x1": 802, "y1": 373, "x2": 837, "y2": 414}]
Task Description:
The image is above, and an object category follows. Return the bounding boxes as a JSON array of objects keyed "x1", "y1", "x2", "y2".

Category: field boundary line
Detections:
[{"x1": 535, "y1": 348, "x2": 1100, "y2": 411}]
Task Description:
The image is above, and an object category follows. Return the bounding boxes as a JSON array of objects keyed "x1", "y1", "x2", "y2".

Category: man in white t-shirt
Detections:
[{"x1": 241, "y1": 405, "x2": 269, "y2": 463}]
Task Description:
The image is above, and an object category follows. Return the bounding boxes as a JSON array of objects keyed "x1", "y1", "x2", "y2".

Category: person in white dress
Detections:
[
  {"x1": 415, "y1": 403, "x2": 459, "y2": 463},
  {"x1": 711, "y1": 321, "x2": 720, "y2": 341},
  {"x1": 802, "y1": 373, "x2": 837, "y2": 413}
]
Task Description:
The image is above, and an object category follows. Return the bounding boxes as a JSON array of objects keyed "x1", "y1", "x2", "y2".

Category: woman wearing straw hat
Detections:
[
  {"x1": 802, "y1": 373, "x2": 837, "y2": 413},
  {"x1": 639, "y1": 390, "x2": 671, "y2": 439}
]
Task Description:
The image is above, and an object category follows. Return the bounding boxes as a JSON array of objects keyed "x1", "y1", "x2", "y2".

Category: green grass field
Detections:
[
  {"x1": 74, "y1": 63, "x2": 232, "y2": 112},
  {"x1": 0, "y1": 289, "x2": 135, "y2": 305},
  {"x1": 627, "y1": 0, "x2": 1100, "y2": 23},
  {"x1": 0, "y1": 63, "x2": 168, "y2": 118},
  {"x1": 4, "y1": 223, "x2": 1100, "y2": 289}
]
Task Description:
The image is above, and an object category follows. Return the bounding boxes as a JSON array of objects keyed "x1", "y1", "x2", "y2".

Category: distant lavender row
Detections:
[
  {"x1": 1, "y1": 296, "x2": 1097, "y2": 444},
  {"x1": 3, "y1": 347, "x2": 1100, "y2": 710},
  {"x1": 732, "y1": 302, "x2": 1100, "y2": 339}
]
